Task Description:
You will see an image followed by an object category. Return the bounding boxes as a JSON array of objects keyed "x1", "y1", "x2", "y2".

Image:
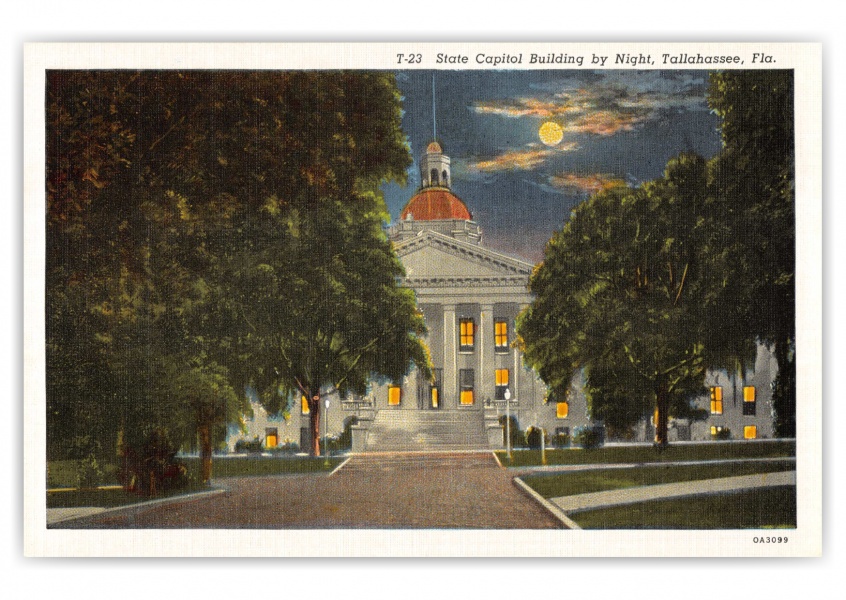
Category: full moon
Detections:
[{"x1": 539, "y1": 121, "x2": 564, "y2": 146}]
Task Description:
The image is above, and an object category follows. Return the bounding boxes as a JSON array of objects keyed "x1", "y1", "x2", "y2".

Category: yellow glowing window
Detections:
[
  {"x1": 459, "y1": 319, "x2": 475, "y2": 349},
  {"x1": 301, "y1": 396, "x2": 310, "y2": 415},
  {"x1": 744, "y1": 425, "x2": 757, "y2": 439},
  {"x1": 710, "y1": 426, "x2": 718, "y2": 436},
  {"x1": 710, "y1": 386, "x2": 723, "y2": 415},
  {"x1": 266, "y1": 429, "x2": 278, "y2": 448},
  {"x1": 459, "y1": 369, "x2": 474, "y2": 404},
  {"x1": 388, "y1": 385, "x2": 402, "y2": 406},
  {"x1": 431, "y1": 387, "x2": 439, "y2": 408},
  {"x1": 494, "y1": 368, "x2": 510, "y2": 399},
  {"x1": 556, "y1": 401, "x2": 569, "y2": 419},
  {"x1": 460, "y1": 389, "x2": 474, "y2": 405},
  {"x1": 495, "y1": 321, "x2": 508, "y2": 349},
  {"x1": 744, "y1": 387, "x2": 756, "y2": 402}
]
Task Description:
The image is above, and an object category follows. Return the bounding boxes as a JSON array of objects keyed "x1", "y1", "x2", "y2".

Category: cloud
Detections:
[
  {"x1": 547, "y1": 173, "x2": 629, "y2": 195},
  {"x1": 472, "y1": 71, "x2": 709, "y2": 140},
  {"x1": 471, "y1": 97, "x2": 587, "y2": 119},
  {"x1": 564, "y1": 110, "x2": 646, "y2": 136},
  {"x1": 466, "y1": 144, "x2": 577, "y2": 173}
]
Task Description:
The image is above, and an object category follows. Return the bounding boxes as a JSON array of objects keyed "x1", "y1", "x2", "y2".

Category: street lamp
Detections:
[
  {"x1": 324, "y1": 398, "x2": 331, "y2": 468},
  {"x1": 505, "y1": 387, "x2": 512, "y2": 461}
]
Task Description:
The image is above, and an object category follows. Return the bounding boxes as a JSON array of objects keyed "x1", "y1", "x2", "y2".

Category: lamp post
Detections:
[
  {"x1": 323, "y1": 398, "x2": 331, "y2": 468},
  {"x1": 505, "y1": 387, "x2": 512, "y2": 461}
]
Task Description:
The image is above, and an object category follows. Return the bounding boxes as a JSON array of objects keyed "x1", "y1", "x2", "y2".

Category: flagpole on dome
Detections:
[{"x1": 432, "y1": 73, "x2": 437, "y2": 143}]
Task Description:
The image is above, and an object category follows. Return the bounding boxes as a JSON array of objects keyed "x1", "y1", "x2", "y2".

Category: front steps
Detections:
[{"x1": 362, "y1": 409, "x2": 488, "y2": 452}]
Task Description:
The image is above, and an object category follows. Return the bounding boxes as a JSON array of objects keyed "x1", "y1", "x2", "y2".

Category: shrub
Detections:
[
  {"x1": 712, "y1": 427, "x2": 732, "y2": 441},
  {"x1": 338, "y1": 416, "x2": 360, "y2": 450},
  {"x1": 553, "y1": 432, "x2": 570, "y2": 448},
  {"x1": 68, "y1": 435, "x2": 105, "y2": 489},
  {"x1": 234, "y1": 436, "x2": 263, "y2": 453},
  {"x1": 526, "y1": 426, "x2": 549, "y2": 449},
  {"x1": 499, "y1": 415, "x2": 526, "y2": 449},
  {"x1": 119, "y1": 428, "x2": 189, "y2": 497},
  {"x1": 574, "y1": 426, "x2": 602, "y2": 449}
]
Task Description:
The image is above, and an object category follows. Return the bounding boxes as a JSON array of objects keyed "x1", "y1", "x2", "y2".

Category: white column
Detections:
[
  {"x1": 443, "y1": 304, "x2": 457, "y2": 407},
  {"x1": 479, "y1": 303, "x2": 495, "y2": 405}
]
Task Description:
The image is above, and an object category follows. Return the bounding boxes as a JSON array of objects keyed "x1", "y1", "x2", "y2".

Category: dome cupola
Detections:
[{"x1": 420, "y1": 140, "x2": 451, "y2": 189}]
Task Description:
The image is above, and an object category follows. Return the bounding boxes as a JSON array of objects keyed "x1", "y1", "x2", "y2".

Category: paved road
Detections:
[{"x1": 53, "y1": 452, "x2": 562, "y2": 529}]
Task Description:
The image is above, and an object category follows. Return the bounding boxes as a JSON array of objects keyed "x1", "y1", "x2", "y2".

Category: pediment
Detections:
[{"x1": 394, "y1": 230, "x2": 533, "y2": 281}]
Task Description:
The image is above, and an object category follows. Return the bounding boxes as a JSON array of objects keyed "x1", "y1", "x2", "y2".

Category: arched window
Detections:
[
  {"x1": 442, "y1": 170, "x2": 449, "y2": 186},
  {"x1": 430, "y1": 168, "x2": 439, "y2": 185}
]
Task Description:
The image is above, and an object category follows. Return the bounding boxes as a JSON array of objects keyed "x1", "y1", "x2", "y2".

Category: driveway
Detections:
[{"x1": 52, "y1": 452, "x2": 563, "y2": 529}]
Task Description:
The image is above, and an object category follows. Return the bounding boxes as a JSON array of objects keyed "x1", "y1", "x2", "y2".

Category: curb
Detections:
[
  {"x1": 328, "y1": 457, "x2": 351, "y2": 477},
  {"x1": 513, "y1": 476, "x2": 581, "y2": 530},
  {"x1": 47, "y1": 486, "x2": 227, "y2": 526},
  {"x1": 509, "y1": 455, "x2": 796, "y2": 475}
]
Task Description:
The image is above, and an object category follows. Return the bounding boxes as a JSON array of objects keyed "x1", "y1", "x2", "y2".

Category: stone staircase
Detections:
[{"x1": 362, "y1": 409, "x2": 489, "y2": 452}]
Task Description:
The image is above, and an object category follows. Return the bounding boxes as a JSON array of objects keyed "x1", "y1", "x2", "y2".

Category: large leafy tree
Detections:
[
  {"x1": 228, "y1": 196, "x2": 431, "y2": 456},
  {"x1": 46, "y1": 71, "x2": 422, "y2": 470},
  {"x1": 518, "y1": 155, "x2": 719, "y2": 445},
  {"x1": 708, "y1": 70, "x2": 795, "y2": 437}
]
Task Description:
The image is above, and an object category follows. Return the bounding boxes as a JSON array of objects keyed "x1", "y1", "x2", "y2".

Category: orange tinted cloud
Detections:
[
  {"x1": 472, "y1": 97, "x2": 586, "y2": 119},
  {"x1": 548, "y1": 173, "x2": 628, "y2": 194},
  {"x1": 468, "y1": 144, "x2": 576, "y2": 172},
  {"x1": 565, "y1": 111, "x2": 646, "y2": 136}
]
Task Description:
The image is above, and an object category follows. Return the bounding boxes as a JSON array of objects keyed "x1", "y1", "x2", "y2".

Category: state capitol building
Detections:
[{"x1": 230, "y1": 141, "x2": 779, "y2": 453}]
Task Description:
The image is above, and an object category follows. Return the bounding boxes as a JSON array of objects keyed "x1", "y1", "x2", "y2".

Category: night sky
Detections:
[{"x1": 381, "y1": 69, "x2": 724, "y2": 263}]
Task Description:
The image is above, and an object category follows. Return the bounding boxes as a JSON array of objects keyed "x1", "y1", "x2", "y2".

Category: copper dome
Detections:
[{"x1": 400, "y1": 188, "x2": 472, "y2": 221}]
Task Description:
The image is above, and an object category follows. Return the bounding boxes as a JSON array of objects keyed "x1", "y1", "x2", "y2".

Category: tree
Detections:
[
  {"x1": 46, "y1": 70, "x2": 425, "y2": 466},
  {"x1": 708, "y1": 70, "x2": 795, "y2": 437},
  {"x1": 227, "y1": 194, "x2": 431, "y2": 456},
  {"x1": 518, "y1": 154, "x2": 718, "y2": 445}
]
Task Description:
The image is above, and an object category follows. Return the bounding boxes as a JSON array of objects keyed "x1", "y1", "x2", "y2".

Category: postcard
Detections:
[{"x1": 23, "y1": 42, "x2": 821, "y2": 557}]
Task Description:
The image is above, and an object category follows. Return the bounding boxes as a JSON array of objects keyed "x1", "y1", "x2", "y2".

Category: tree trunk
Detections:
[
  {"x1": 772, "y1": 334, "x2": 796, "y2": 438},
  {"x1": 654, "y1": 382, "x2": 670, "y2": 446},
  {"x1": 198, "y1": 422, "x2": 213, "y2": 483},
  {"x1": 308, "y1": 396, "x2": 321, "y2": 457}
]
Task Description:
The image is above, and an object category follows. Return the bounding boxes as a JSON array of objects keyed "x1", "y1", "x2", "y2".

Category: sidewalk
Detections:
[{"x1": 548, "y1": 470, "x2": 796, "y2": 514}]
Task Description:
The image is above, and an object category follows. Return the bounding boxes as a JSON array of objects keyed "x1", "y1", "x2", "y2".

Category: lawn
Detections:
[
  {"x1": 182, "y1": 455, "x2": 345, "y2": 478},
  {"x1": 47, "y1": 456, "x2": 344, "y2": 509},
  {"x1": 47, "y1": 460, "x2": 120, "y2": 489},
  {"x1": 46, "y1": 485, "x2": 209, "y2": 509},
  {"x1": 572, "y1": 485, "x2": 797, "y2": 529},
  {"x1": 497, "y1": 440, "x2": 795, "y2": 467},
  {"x1": 523, "y1": 460, "x2": 795, "y2": 498},
  {"x1": 48, "y1": 455, "x2": 345, "y2": 490}
]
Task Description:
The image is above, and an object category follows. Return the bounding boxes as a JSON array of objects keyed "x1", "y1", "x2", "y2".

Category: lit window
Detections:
[
  {"x1": 459, "y1": 369, "x2": 474, "y2": 405},
  {"x1": 494, "y1": 368, "x2": 509, "y2": 400},
  {"x1": 301, "y1": 396, "x2": 310, "y2": 415},
  {"x1": 744, "y1": 425, "x2": 757, "y2": 439},
  {"x1": 430, "y1": 368, "x2": 442, "y2": 409},
  {"x1": 743, "y1": 386, "x2": 756, "y2": 416},
  {"x1": 388, "y1": 385, "x2": 402, "y2": 406},
  {"x1": 710, "y1": 386, "x2": 723, "y2": 415},
  {"x1": 556, "y1": 401, "x2": 569, "y2": 419},
  {"x1": 265, "y1": 428, "x2": 278, "y2": 448},
  {"x1": 495, "y1": 321, "x2": 508, "y2": 351},
  {"x1": 459, "y1": 319, "x2": 475, "y2": 351}
]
